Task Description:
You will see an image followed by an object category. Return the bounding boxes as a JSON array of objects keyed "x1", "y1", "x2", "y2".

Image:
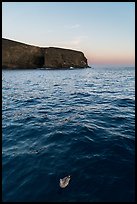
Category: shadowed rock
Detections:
[
  {"x1": 44, "y1": 47, "x2": 88, "y2": 68},
  {"x1": 2, "y1": 38, "x2": 44, "y2": 69},
  {"x1": 2, "y1": 38, "x2": 89, "y2": 69}
]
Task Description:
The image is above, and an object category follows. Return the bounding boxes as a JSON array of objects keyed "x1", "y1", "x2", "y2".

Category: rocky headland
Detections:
[{"x1": 2, "y1": 38, "x2": 89, "y2": 69}]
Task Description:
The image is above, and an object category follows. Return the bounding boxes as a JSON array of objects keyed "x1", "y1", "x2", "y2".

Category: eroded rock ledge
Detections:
[{"x1": 2, "y1": 38, "x2": 89, "y2": 69}]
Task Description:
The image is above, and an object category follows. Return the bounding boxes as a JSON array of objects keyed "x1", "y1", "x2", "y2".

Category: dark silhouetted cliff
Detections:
[{"x1": 2, "y1": 38, "x2": 89, "y2": 69}]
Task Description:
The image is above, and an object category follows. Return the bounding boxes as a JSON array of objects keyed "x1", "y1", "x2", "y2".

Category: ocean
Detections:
[{"x1": 2, "y1": 67, "x2": 135, "y2": 202}]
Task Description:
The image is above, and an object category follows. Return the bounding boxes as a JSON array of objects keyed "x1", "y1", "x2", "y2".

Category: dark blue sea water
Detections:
[{"x1": 2, "y1": 67, "x2": 135, "y2": 202}]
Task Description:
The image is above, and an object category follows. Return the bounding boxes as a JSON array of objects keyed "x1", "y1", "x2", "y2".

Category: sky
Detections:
[{"x1": 2, "y1": 2, "x2": 135, "y2": 67}]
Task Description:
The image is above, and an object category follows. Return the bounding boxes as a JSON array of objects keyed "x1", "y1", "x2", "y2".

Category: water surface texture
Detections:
[{"x1": 2, "y1": 67, "x2": 135, "y2": 202}]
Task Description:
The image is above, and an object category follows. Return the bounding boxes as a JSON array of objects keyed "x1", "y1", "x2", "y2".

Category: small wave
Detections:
[
  {"x1": 115, "y1": 98, "x2": 134, "y2": 107},
  {"x1": 84, "y1": 135, "x2": 94, "y2": 142},
  {"x1": 70, "y1": 91, "x2": 91, "y2": 98},
  {"x1": 24, "y1": 98, "x2": 40, "y2": 104}
]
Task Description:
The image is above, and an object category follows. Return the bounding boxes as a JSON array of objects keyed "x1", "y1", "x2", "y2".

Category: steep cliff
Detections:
[
  {"x1": 2, "y1": 38, "x2": 89, "y2": 69},
  {"x1": 44, "y1": 47, "x2": 88, "y2": 68}
]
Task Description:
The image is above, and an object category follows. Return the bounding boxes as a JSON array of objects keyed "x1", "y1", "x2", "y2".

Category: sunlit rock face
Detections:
[{"x1": 2, "y1": 38, "x2": 88, "y2": 69}]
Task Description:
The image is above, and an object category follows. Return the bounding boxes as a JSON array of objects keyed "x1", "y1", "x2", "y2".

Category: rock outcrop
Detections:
[
  {"x1": 2, "y1": 38, "x2": 44, "y2": 69},
  {"x1": 44, "y1": 47, "x2": 88, "y2": 68},
  {"x1": 2, "y1": 38, "x2": 89, "y2": 69}
]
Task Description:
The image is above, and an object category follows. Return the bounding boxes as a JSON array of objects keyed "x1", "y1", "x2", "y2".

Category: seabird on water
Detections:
[{"x1": 59, "y1": 175, "x2": 71, "y2": 188}]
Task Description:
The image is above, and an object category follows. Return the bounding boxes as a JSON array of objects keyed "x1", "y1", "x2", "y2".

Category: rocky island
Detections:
[{"x1": 2, "y1": 38, "x2": 89, "y2": 69}]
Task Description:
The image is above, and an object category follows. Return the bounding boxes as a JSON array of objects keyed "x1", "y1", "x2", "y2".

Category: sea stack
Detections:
[{"x1": 2, "y1": 38, "x2": 89, "y2": 69}]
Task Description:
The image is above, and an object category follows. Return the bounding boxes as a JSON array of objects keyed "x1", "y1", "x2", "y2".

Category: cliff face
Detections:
[
  {"x1": 2, "y1": 38, "x2": 88, "y2": 69},
  {"x1": 44, "y1": 47, "x2": 88, "y2": 68},
  {"x1": 2, "y1": 38, "x2": 44, "y2": 69}
]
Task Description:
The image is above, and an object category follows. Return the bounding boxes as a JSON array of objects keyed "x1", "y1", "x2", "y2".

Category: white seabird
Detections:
[{"x1": 59, "y1": 175, "x2": 71, "y2": 188}]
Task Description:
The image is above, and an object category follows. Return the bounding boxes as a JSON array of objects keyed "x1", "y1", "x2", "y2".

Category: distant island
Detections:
[{"x1": 2, "y1": 38, "x2": 89, "y2": 69}]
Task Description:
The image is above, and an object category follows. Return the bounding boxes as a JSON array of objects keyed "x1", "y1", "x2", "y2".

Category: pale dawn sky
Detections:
[{"x1": 2, "y1": 2, "x2": 135, "y2": 67}]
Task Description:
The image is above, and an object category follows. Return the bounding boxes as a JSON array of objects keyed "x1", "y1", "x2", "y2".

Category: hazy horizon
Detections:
[{"x1": 2, "y1": 2, "x2": 135, "y2": 67}]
